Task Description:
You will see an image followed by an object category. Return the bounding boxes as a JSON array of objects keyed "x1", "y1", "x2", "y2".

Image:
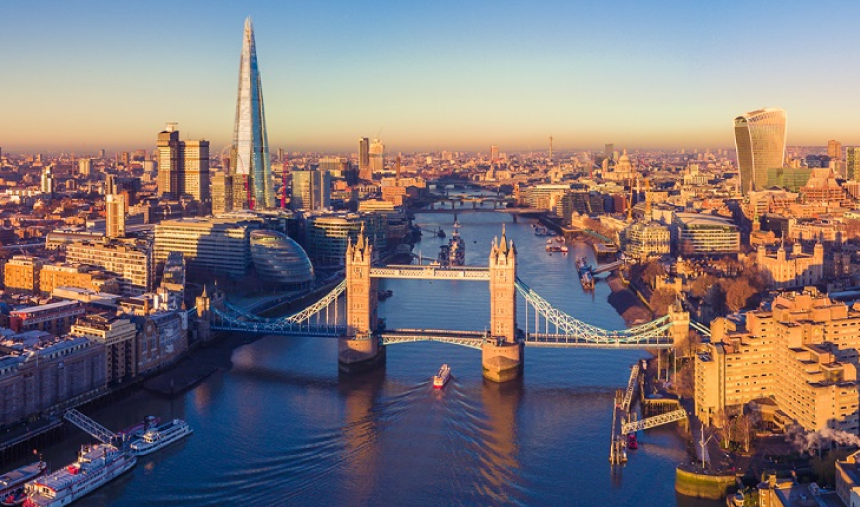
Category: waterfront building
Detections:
[
  {"x1": 672, "y1": 212, "x2": 740, "y2": 256},
  {"x1": 695, "y1": 289, "x2": 860, "y2": 432},
  {"x1": 156, "y1": 124, "x2": 211, "y2": 201},
  {"x1": 9, "y1": 301, "x2": 84, "y2": 335},
  {"x1": 154, "y1": 216, "x2": 263, "y2": 279},
  {"x1": 291, "y1": 169, "x2": 331, "y2": 211},
  {"x1": 249, "y1": 230, "x2": 314, "y2": 290},
  {"x1": 622, "y1": 222, "x2": 671, "y2": 261},
  {"x1": 71, "y1": 314, "x2": 137, "y2": 384},
  {"x1": 231, "y1": 17, "x2": 274, "y2": 209},
  {"x1": 39, "y1": 263, "x2": 120, "y2": 295},
  {"x1": 3, "y1": 255, "x2": 44, "y2": 293},
  {"x1": 733, "y1": 107, "x2": 787, "y2": 195},
  {"x1": 756, "y1": 242, "x2": 824, "y2": 289},
  {"x1": 523, "y1": 184, "x2": 571, "y2": 211},
  {"x1": 0, "y1": 334, "x2": 106, "y2": 427},
  {"x1": 358, "y1": 137, "x2": 371, "y2": 181},
  {"x1": 65, "y1": 241, "x2": 154, "y2": 296},
  {"x1": 133, "y1": 310, "x2": 187, "y2": 376},
  {"x1": 847, "y1": 147, "x2": 860, "y2": 181},
  {"x1": 105, "y1": 193, "x2": 126, "y2": 239},
  {"x1": 305, "y1": 213, "x2": 387, "y2": 267}
]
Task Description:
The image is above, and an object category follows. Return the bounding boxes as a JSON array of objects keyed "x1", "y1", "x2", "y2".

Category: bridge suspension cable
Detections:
[
  {"x1": 515, "y1": 277, "x2": 673, "y2": 346},
  {"x1": 218, "y1": 280, "x2": 346, "y2": 325}
]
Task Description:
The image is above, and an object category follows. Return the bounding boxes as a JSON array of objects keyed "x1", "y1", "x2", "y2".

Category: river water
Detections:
[{"x1": 26, "y1": 211, "x2": 718, "y2": 506}]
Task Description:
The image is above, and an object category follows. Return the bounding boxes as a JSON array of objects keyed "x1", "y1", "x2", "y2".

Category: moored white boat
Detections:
[
  {"x1": 0, "y1": 461, "x2": 47, "y2": 507},
  {"x1": 128, "y1": 418, "x2": 193, "y2": 457},
  {"x1": 23, "y1": 444, "x2": 136, "y2": 507}
]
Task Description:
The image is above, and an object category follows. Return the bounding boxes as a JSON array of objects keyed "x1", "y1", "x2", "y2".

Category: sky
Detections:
[{"x1": 2, "y1": 0, "x2": 860, "y2": 154}]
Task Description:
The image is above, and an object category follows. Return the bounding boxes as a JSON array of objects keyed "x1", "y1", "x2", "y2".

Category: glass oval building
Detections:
[{"x1": 250, "y1": 230, "x2": 315, "y2": 290}]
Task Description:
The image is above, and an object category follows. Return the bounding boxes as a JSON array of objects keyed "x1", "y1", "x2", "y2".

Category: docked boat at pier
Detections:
[
  {"x1": 433, "y1": 364, "x2": 451, "y2": 388},
  {"x1": 128, "y1": 417, "x2": 193, "y2": 457},
  {"x1": 23, "y1": 444, "x2": 136, "y2": 507},
  {"x1": 0, "y1": 461, "x2": 47, "y2": 506},
  {"x1": 576, "y1": 257, "x2": 595, "y2": 290}
]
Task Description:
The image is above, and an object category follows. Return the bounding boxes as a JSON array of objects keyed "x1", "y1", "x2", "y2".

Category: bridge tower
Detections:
[
  {"x1": 339, "y1": 226, "x2": 385, "y2": 372},
  {"x1": 483, "y1": 225, "x2": 524, "y2": 382},
  {"x1": 667, "y1": 301, "x2": 690, "y2": 346}
]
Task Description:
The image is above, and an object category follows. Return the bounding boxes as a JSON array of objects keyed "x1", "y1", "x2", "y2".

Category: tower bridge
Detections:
[{"x1": 201, "y1": 226, "x2": 692, "y2": 382}]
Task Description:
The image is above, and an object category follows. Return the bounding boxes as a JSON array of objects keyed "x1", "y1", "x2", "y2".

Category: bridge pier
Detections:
[
  {"x1": 338, "y1": 333, "x2": 386, "y2": 373},
  {"x1": 482, "y1": 339, "x2": 523, "y2": 382}
]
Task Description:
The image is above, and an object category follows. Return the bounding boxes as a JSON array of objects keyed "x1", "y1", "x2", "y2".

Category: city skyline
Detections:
[{"x1": 3, "y1": 1, "x2": 860, "y2": 153}]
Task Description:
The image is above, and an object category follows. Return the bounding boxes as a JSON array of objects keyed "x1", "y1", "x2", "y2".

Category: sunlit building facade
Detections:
[
  {"x1": 250, "y1": 230, "x2": 314, "y2": 290},
  {"x1": 733, "y1": 108, "x2": 787, "y2": 195},
  {"x1": 231, "y1": 17, "x2": 274, "y2": 209}
]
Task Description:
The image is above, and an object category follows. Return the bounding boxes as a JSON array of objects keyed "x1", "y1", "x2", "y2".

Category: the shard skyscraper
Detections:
[{"x1": 231, "y1": 17, "x2": 274, "y2": 209}]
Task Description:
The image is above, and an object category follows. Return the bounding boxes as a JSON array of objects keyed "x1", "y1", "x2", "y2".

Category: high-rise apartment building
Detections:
[
  {"x1": 358, "y1": 137, "x2": 371, "y2": 180},
  {"x1": 156, "y1": 124, "x2": 210, "y2": 201},
  {"x1": 291, "y1": 169, "x2": 331, "y2": 211},
  {"x1": 106, "y1": 193, "x2": 126, "y2": 239},
  {"x1": 65, "y1": 242, "x2": 153, "y2": 296},
  {"x1": 370, "y1": 139, "x2": 384, "y2": 175},
  {"x1": 733, "y1": 107, "x2": 787, "y2": 195},
  {"x1": 828, "y1": 139, "x2": 843, "y2": 160},
  {"x1": 231, "y1": 17, "x2": 274, "y2": 209},
  {"x1": 847, "y1": 147, "x2": 860, "y2": 181},
  {"x1": 41, "y1": 165, "x2": 54, "y2": 196}
]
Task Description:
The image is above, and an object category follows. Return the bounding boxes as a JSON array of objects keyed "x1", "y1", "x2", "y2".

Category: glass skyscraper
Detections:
[
  {"x1": 232, "y1": 17, "x2": 274, "y2": 209},
  {"x1": 733, "y1": 108, "x2": 787, "y2": 196}
]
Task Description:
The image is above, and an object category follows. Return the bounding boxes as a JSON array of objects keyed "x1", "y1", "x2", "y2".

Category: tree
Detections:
[
  {"x1": 650, "y1": 288, "x2": 677, "y2": 317},
  {"x1": 725, "y1": 278, "x2": 758, "y2": 313},
  {"x1": 735, "y1": 413, "x2": 754, "y2": 453},
  {"x1": 714, "y1": 410, "x2": 732, "y2": 448},
  {"x1": 690, "y1": 274, "x2": 718, "y2": 299},
  {"x1": 642, "y1": 261, "x2": 666, "y2": 288}
]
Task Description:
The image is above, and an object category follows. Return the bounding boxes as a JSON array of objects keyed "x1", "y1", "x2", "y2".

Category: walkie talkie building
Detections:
[{"x1": 232, "y1": 17, "x2": 274, "y2": 209}]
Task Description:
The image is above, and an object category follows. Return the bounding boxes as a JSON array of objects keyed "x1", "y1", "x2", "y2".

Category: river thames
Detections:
[{"x1": 28, "y1": 212, "x2": 718, "y2": 506}]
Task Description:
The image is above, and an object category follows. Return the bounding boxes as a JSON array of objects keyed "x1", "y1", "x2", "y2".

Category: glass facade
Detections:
[
  {"x1": 250, "y1": 230, "x2": 315, "y2": 289},
  {"x1": 232, "y1": 17, "x2": 274, "y2": 209},
  {"x1": 733, "y1": 108, "x2": 787, "y2": 196}
]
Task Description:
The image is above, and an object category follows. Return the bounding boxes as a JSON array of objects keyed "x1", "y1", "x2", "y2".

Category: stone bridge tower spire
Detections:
[
  {"x1": 483, "y1": 225, "x2": 524, "y2": 382},
  {"x1": 339, "y1": 224, "x2": 385, "y2": 372}
]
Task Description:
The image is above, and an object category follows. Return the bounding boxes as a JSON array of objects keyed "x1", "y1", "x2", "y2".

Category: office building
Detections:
[
  {"x1": 695, "y1": 290, "x2": 860, "y2": 432},
  {"x1": 828, "y1": 139, "x2": 842, "y2": 160},
  {"x1": 156, "y1": 124, "x2": 210, "y2": 201},
  {"x1": 370, "y1": 139, "x2": 384, "y2": 175},
  {"x1": 358, "y1": 138, "x2": 371, "y2": 180},
  {"x1": 133, "y1": 310, "x2": 187, "y2": 376},
  {"x1": 65, "y1": 241, "x2": 154, "y2": 296},
  {"x1": 106, "y1": 193, "x2": 126, "y2": 239},
  {"x1": 231, "y1": 17, "x2": 274, "y2": 209},
  {"x1": 490, "y1": 145, "x2": 499, "y2": 163},
  {"x1": 733, "y1": 108, "x2": 787, "y2": 195},
  {"x1": 4, "y1": 256, "x2": 44, "y2": 293},
  {"x1": 211, "y1": 171, "x2": 234, "y2": 214},
  {"x1": 305, "y1": 213, "x2": 387, "y2": 266},
  {"x1": 41, "y1": 165, "x2": 54, "y2": 196},
  {"x1": 672, "y1": 212, "x2": 740, "y2": 256},
  {"x1": 622, "y1": 222, "x2": 671, "y2": 261},
  {"x1": 847, "y1": 147, "x2": 860, "y2": 181},
  {"x1": 78, "y1": 158, "x2": 92, "y2": 176},
  {"x1": 291, "y1": 169, "x2": 331, "y2": 211},
  {"x1": 154, "y1": 216, "x2": 263, "y2": 278},
  {"x1": 604, "y1": 143, "x2": 614, "y2": 161}
]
